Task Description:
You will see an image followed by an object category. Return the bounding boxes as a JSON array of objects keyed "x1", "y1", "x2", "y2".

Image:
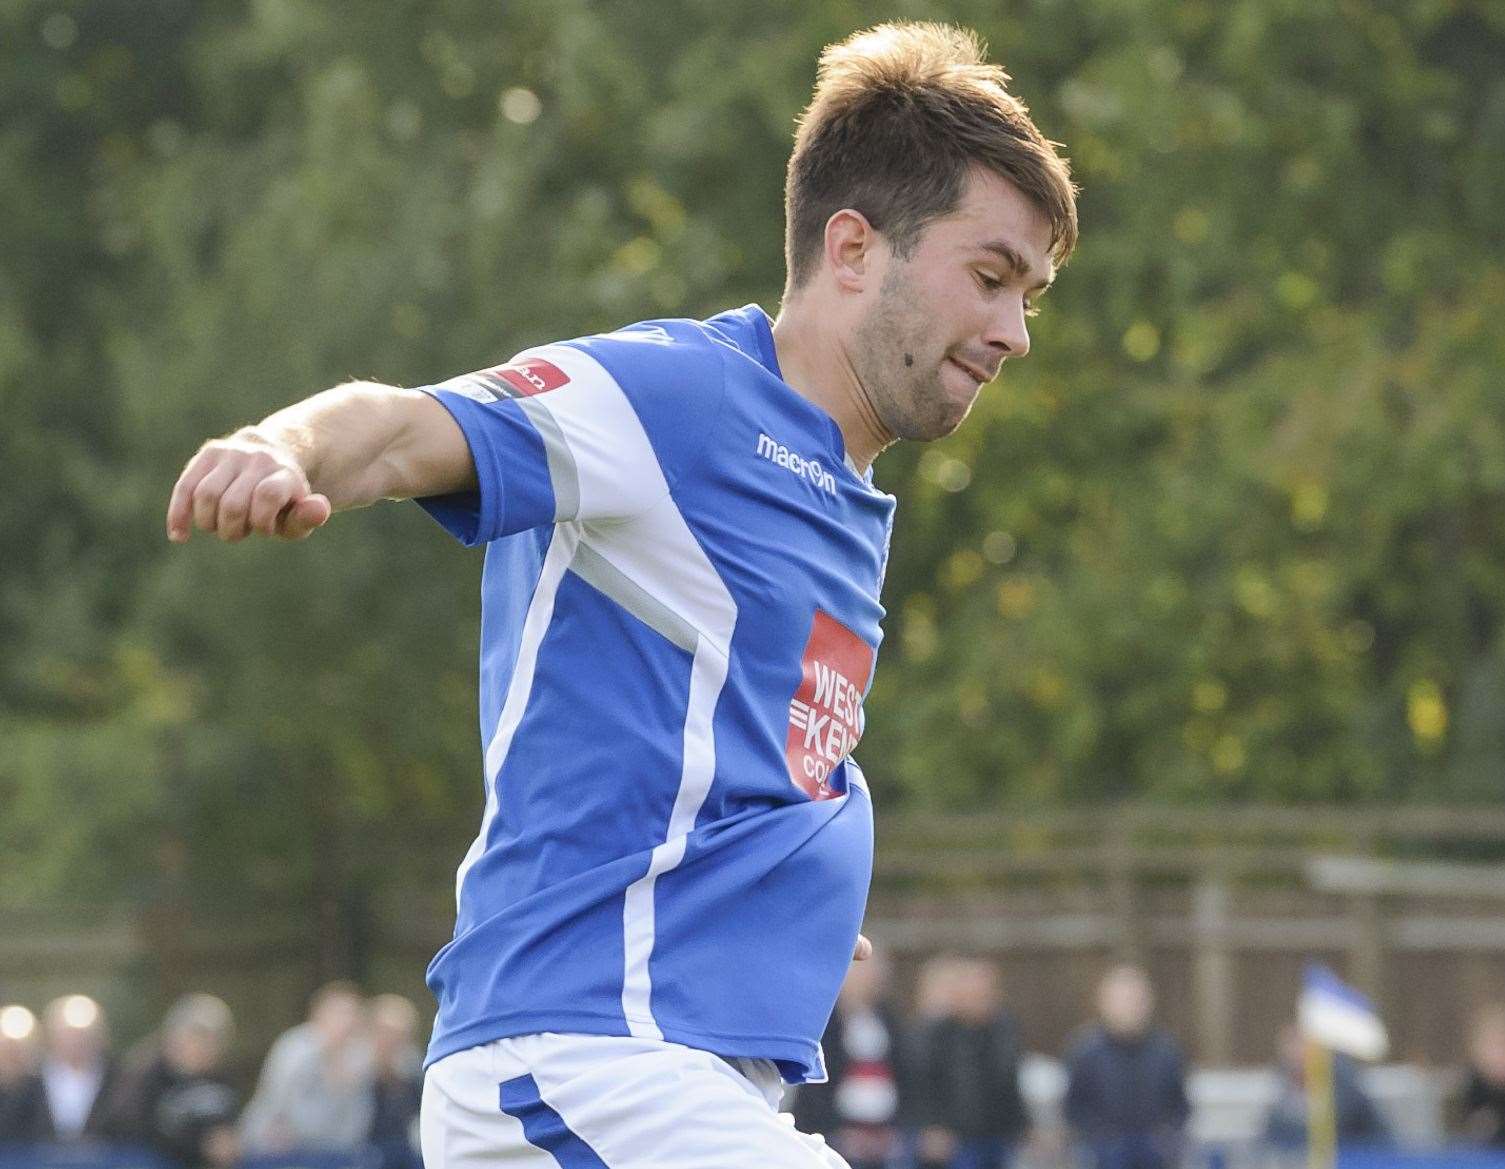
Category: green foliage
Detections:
[{"x1": 3, "y1": 0, "x2": 1504, "y2": 905}]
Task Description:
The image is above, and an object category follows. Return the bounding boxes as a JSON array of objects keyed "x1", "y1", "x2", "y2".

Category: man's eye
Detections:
[
  {"x1": 976, "y1": 273, "x2": 1003, "y2": 292},
  {"x1": 1024, "y1": 297, "x2": 1040, "y2": 317}
]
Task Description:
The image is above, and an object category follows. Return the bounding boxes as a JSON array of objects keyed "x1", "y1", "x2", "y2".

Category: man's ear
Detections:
[{"x1": 823, "y1": 209, "x2": 881, "y2": 292}]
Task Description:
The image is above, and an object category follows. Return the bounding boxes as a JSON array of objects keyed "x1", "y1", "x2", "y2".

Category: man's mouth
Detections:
[{"x1": 948, "y1": 357, "x2": 991, "y2": 385}]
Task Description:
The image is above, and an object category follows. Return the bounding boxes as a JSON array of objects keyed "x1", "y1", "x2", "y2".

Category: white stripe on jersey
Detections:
[
  {"x1": 466, "y1": 345, "x2": 740, "y2": 1039},
  {"x1": 513, "y1": 344, "x2": 676, "y2": 523},
  {"x1": 524, "y1": 347, "x2": 739, "y2": 1036},
  {"x1": 620, "y1": 638, "x2": 731, "y2": 1035},
  {"x1": 454, "y1": 525, "x2": 580, "y2": 909},
  {"x1": 577, "y1": 491, "x2": 737, "y2": 1037}
]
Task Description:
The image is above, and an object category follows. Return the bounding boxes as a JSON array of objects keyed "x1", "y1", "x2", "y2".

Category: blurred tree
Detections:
[{"x1": 2, "y1": 0, "x2": 1504, "y2": 909}]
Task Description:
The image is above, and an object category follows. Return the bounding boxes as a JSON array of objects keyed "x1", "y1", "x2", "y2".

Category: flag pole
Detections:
[{"x1": 1306, "y1": 1039, "x2": 1336, "y2": 1169}]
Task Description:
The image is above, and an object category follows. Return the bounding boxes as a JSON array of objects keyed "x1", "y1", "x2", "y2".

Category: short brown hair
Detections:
[{"x1": 784, "y1": 22, "x2": 1078, "y2": 290}]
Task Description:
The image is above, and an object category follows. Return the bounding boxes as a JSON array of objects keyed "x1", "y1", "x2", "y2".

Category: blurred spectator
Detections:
[
  {"x1": 910, "y1": 957, "x2": 1029, "y2": 1169},
  {"x1": 1459, "y1": 1003, "x2": 1505, "y2": 1146},
  {"x1": 97, "y1": 992, "x2": 240, "y2": 1168},
  {"x1": 0, "y1": 995, "x2": 114, "y2": 1144},
  {"x1": 1063, "y1": 965, "x2": 1189, "y2": 1169},
  {"x1": 910, "y1": 957, "x2": 963, "y2": 1169},
  {"x1": 914, "y1": 956, "x2": 963, "y2": 1026},
  {"x1": 792, "y1": 952, "x2": 910, "y2": 1169},
  {"x1": 1262, "y1": 1023, "x2": 1389, "y2": 1149},
  {"x1": 0, "y1": 1005, "x2": 42, "y2": 1142},
  {"x1": 37, "y1": 994, "x2": 115, "y2": 1141},
  {"x1": 239, "y1": 980, "x2": 374, "y2": 1155},
  {"x1": 368, "y1": 993, "x2": 423, "y2": 1169}
]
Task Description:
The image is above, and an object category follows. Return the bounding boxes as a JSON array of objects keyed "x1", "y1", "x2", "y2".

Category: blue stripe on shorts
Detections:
[{"x1": 499, "y1": 1073, "x2": 610, "y2": 1168}]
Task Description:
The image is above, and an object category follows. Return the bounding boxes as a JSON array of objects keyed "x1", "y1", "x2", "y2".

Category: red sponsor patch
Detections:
[
  {"x1": 785, "y1": 610, "x2": 875, "y2": 800},
  {"x1": 484, "y1": 358, "x2": 570, "y2": 397}
]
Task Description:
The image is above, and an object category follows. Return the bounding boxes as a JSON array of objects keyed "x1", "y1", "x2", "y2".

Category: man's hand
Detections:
[
  {"x1": 853, "y1": 933, "x2": 872, "y2": 961},
  {"x1": 167, "y1": 429, "x2": 332, "y2": 543}
]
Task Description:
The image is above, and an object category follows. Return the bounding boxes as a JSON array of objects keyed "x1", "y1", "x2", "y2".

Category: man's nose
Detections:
[{"x1": 985, "y1": 299, "x2": 1031, "y2": 361}]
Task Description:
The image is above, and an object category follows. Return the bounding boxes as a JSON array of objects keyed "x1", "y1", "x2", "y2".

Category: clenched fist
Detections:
[{"x1": 166, "y1": 429, "x2": 332, "y2": 543}]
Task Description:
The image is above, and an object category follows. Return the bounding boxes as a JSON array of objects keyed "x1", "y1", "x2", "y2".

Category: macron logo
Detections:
[{"x1": 756, "y1": 432, "x2": 837, "y2": 496}]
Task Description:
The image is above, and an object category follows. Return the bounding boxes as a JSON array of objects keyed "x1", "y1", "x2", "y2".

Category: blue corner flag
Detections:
[{"x1": 1299, "y1": 963, "x2": 1388, "y2": 1061}]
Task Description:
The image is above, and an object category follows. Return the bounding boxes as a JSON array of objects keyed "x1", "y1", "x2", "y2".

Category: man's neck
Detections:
[{"x1": 769, "y1": 298, "x2": 892, "y2": 473}]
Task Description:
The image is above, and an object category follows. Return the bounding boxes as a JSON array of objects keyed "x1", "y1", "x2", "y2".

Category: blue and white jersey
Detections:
[{"x1": 415, "y1": 304, "x2": 896, "y2": 1084}]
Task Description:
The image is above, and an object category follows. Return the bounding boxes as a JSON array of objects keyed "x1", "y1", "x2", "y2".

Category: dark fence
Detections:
[
  {"x1": 867, "y1": 805, "x2": 1505, "y2": 1065},
  {"x1": 4, "y1": 806, "x2": 1505, "y2": 1066}
]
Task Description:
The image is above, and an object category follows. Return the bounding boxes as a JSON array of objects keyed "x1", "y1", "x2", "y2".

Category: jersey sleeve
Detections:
[{"x1": 414, "y1": 320, "x2": 728, "y2": 546}]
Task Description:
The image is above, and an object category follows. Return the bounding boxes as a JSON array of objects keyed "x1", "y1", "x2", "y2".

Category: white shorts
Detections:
[{"x1": 420, "y1": 1032, "x2": 849, "y2": 1168}]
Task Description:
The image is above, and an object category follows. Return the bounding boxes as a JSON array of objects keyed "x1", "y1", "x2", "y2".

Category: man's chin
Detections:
[
  {"x1": 929, "y1": 387, "x2": 981, "y2": 439},
  {"x1": 899, "y1": 403, "x2": 973, "y2": 443},
  {"x1": 878, "y1": 372, "x2": 979, "y2": 442}
]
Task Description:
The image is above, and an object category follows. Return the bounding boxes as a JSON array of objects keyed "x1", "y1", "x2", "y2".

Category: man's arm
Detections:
[{"x1": 165, "y1": 381, "x2": 473, "y2": 543}]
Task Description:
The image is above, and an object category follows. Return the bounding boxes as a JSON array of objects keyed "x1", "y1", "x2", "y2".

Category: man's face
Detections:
[
  {"x1": 165, "y1": 1026, "x2": 224, "y2": 1075},
  {"x1": 312, "y1": 992, "x2": 366, "y2": 1048},
  {"x1": 952, "y1": 960, "x2": 1002, "y2": 1023},
  {"x1": 1099, "y1": 968, "x2": 1154, "y2": 1037},
  {"x1": 852, "y1": 168, "x2": 1053, "y2": 442}
]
